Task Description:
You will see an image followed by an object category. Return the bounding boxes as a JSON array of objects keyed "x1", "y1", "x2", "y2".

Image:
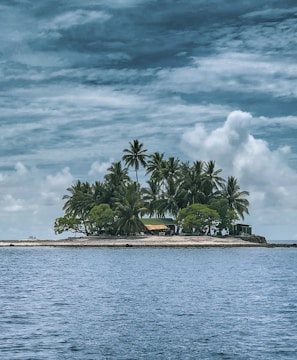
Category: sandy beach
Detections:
[{"x1": 0, "y1": 235, "x2": 268, "y2": 247}]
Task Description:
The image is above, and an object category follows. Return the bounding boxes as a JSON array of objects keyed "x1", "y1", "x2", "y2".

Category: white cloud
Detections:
[
  {"x1": 40, "y1": 191, "x2": 61, "y2": 206},
  {"x1": 45, "y1": 167, "x2": 73, "y2": 191},
  {"x1": 181, "y1": 110, "x2": 297, "y2": 239},
  {"x1": 158, "y1": 53, "x2": 297, "y2": 97},
  {"x1": 89, "y1": 161, "x2": 111, "y2": 177},
  {"x1": 36, "y1": 167, "x2": 74, "y2": 209},
  {"x1": 2, "y1": 194, "x2": 24, "y2": 212},
  {"x1": 44, "y1": 10, "x2": 111, "y2": 31},
  {"x1": 39, "y1": 167, "x2": 74, "y2": 207},
  {"x1": 242, "y1": 7, "x2": 297, "y2": 20},
  {"x1": 15, "y1": 161, "x2": 28, "y2": 176}
]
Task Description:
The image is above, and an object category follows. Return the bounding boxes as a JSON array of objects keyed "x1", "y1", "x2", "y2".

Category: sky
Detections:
[{"x1": 1, "y1": 0, "x2": 297, "y2": 241}]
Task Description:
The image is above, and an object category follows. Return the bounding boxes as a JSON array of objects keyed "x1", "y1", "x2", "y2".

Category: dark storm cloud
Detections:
[
  {"x1": 9, "y1": 0, "x2": 294, "y2": 70},
  {"x1": 3, "y1": 1, "x2": 296, "y2": 81}
]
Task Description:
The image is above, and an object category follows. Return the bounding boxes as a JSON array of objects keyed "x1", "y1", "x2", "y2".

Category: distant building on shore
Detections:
[{"x1": 232, "y1": 223, "x2": 252, "y2": 236}]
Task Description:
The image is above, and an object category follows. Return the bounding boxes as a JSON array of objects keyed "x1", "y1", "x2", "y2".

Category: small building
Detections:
[
  {"x1": 232, "y1": 223, "x2": 252, "y2": 236},
  {"x1": 141, "y1": 218, "x2": 176, "y2": 235}
]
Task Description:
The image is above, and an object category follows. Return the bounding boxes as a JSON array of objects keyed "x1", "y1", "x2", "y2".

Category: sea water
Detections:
[{"x1": 0, "y1": 246, "x2": 296, "y2": 359}]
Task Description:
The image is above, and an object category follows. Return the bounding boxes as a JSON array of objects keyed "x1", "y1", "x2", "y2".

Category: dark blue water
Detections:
[{"x1": 0, "y1": 247, "x2": 296, "y2": 359}]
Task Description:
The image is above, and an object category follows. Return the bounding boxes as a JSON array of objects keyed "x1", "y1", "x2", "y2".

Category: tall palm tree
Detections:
[
  {"x1": 180, "y1": 160, "x2": 205, "y2": 206},
  {"x1": 161, "y1": 157, "x2": 181, "y2": 184},
  {"x1": 145, "y1": 152, "x2": 165, "y2": 184},
  {"x1": 122, "y1": 139, "x2": 148, "y2": 183},
  {"x1": 221, "y1": 176, "x2": 250, "y2": 220},
  {"x1": 202, "y1": 160, "x2": 225, "y2": 203}
]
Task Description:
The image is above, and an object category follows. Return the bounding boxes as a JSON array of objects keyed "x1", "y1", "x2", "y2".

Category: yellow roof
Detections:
[{"x1": 145, "y1": 224, "x2": 169, "y2": 231}]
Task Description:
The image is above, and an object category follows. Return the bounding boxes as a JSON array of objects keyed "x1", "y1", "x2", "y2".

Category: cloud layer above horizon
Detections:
[{"x1": 0, "y1": 0, "x2": 296, "y2": 240}]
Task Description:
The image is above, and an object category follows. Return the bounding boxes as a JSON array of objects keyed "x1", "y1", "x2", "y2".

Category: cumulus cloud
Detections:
[
  {"x1": 45, "y1": 167, "x2": 73, "y2": 191},
  {"x1": 2, "y1": 195, "x2": 24, "y2": 212},
  {"x1": 181, "y1": 110, "x2": 297, "y2": 231},
  {"x1": 89, "y1": 161, "x2": 111, "y2": 177},
  {"x1": 40, "y1": 167, "x2": 74, "y2": 206},
  {"x1": 181, "y1": 111, "x2": 252, "y2": 168},
  {"x1": 40, "y1": 191, "x2": 61, "y2": 206}
]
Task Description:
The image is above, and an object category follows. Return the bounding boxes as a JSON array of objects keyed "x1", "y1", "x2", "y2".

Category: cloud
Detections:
[
  {"x1": 0, "y1": 0, "x2": 296, "y2": 241},
  {"x1": 158, "y1": 52, "x2": 297, "y2": 98},
  {"x1": 43, "y1": 10, "x2": 111, "y2": 31},
  {"x1": 242, "y1": 6, "x2": 297, "y2": 20},
  {"x1": 45, "y1": 167, "x2": 73, "y2": 192},
  {"x1": 15, "y1": 162, "x2": 28, "y2": 176},
  {"x1": 89, "y1": 161, "x2": 111, "y2": 177},
  {"x1": 181, "y1": 110, "x2": 297, "y2": 231},
  {"x1": 2, "y1": 194, "x2": 24, "y2": 212},
  {"x1": 39, "y1": 167, "x2": 74, "y2": 207},
  {"x1": 40, "y1": 191, "x2": 61, "y2": 206},
  {"x1": 181, "y1": 111, "x2": 252, "y2": 165}
]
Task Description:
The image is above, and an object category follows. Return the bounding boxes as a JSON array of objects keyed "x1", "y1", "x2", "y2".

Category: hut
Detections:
[
  {"x1": 232, "y1": 223, "x2": 252, "y2": 236},
  {"x1": 141, "y1": 218, "x2": 176, "y2": 235}
]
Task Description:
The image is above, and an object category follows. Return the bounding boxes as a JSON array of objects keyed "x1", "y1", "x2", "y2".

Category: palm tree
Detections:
[
  {"x1": 62, "y1": 181, "x2": 93, "y2": 235},
  {"x1": 114, "y1": 183, "x2": 147, "y2": 235},
  {"x1": 161, "y1": 157, "x2": 181, "y2": 184},
  {"x1": 202, "y1": 160, "x2": 225, "y2": 203},
  {"x1": 180, "y1": 160, "x2": 205, "y2": 206},
  {"x1": 145, "y1": 152, "x2": 165, "y2": 184},
  {"x1": 157, "y1": 178, "x2": 182, "y2": 218},
  {"x1": 91, "y1": 181, "x2": 109, "y2": 206},
  {"x1": 122, "y1": 139, "x2": 148, "y2": 183},
  {"x1": 142, "y1": 178, "x2": 162, "y2": 217},
  {"x1": 63, "y1": 181, "x2": 92, "y2": 217},
  {"x1": 104, "y1": 161, "x2": 131, "y2": 209},
  {"x1": 104, "y1": 161, "x2": 130, "y2": 188},
  {"x1": 221, "y1": 176, "x2": 250, "y2": 220}
]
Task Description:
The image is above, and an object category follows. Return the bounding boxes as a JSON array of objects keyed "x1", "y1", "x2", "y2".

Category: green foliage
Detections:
[
  {"x1": 54, "y1": 215, "x2": 84, "y2": 235},
  {"x1": 209, "y1": 198, "x2": 239, "y2": 231},
  {"x1": 177, "y1": 203, "x2": 219, "y2": 234},
  {"x1": 88, "y1": 204, "x2": 115, "y2": 235},
  {"x1": 55, "y1": 138, "x2": 251, "y2": 236},
  {"x1": 122, "y1": 139, "x2": 148, "y2": 183},
  {"x1": 114, "y1": 183, "x2": 147, "y2": 235},
  {"x1": 221, "y1": 176, "x2": 250, "y2": 220}
]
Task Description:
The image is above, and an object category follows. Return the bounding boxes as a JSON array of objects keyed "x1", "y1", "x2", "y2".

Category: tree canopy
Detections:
[{"x1": 55, "y1": 139, "x2": 250, "y2": 236}]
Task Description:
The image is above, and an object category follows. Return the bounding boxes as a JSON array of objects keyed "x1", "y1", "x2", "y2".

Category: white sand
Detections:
[{"x1": 0, "y1": 235, "x2": 263, "y2": 247}]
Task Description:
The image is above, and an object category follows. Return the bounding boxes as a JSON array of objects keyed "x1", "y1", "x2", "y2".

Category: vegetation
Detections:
[{"x1": 55, "y1": 139, "x2": 250, "y2": 236}]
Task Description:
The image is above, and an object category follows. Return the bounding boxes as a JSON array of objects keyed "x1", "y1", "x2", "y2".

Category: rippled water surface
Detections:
[{"x1": 1, "y1": 247, "x2": 296, "y2": 359}]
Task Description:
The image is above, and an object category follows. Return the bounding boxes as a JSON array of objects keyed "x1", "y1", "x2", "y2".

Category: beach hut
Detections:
[{"x1": 141, "y1": 218, "x2": 176, "y2": 235}]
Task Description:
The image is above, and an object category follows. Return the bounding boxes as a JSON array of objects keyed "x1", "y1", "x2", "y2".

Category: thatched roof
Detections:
[{"x1": 144, "y1": 224, "x2": 169, "y2": 231}]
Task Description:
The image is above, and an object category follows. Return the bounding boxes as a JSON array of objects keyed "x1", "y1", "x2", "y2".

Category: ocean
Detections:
[{"x1": 0, "y1": 246, "x2": 296, "y2": 359}]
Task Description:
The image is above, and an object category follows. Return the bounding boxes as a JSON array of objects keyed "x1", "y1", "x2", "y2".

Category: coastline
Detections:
[
  {"x1": 0, "y1": 235, "x2": 294, "y2": 248},
  {"x1": 0, "y1": 235, "x2": 295, "y2": 248}
]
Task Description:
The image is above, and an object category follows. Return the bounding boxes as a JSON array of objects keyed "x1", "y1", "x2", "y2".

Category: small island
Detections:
[
  {"x1": 1, "y1": 139, "x2": 276, "y2": 247},
  {"x1": 53, "y1": 139, "x2": 257, "y2": 241}
]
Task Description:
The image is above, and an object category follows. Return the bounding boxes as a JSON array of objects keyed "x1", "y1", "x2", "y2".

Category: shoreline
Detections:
[{"x1": 0, "y1": 235, "x2": 295, "y2": 248}]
